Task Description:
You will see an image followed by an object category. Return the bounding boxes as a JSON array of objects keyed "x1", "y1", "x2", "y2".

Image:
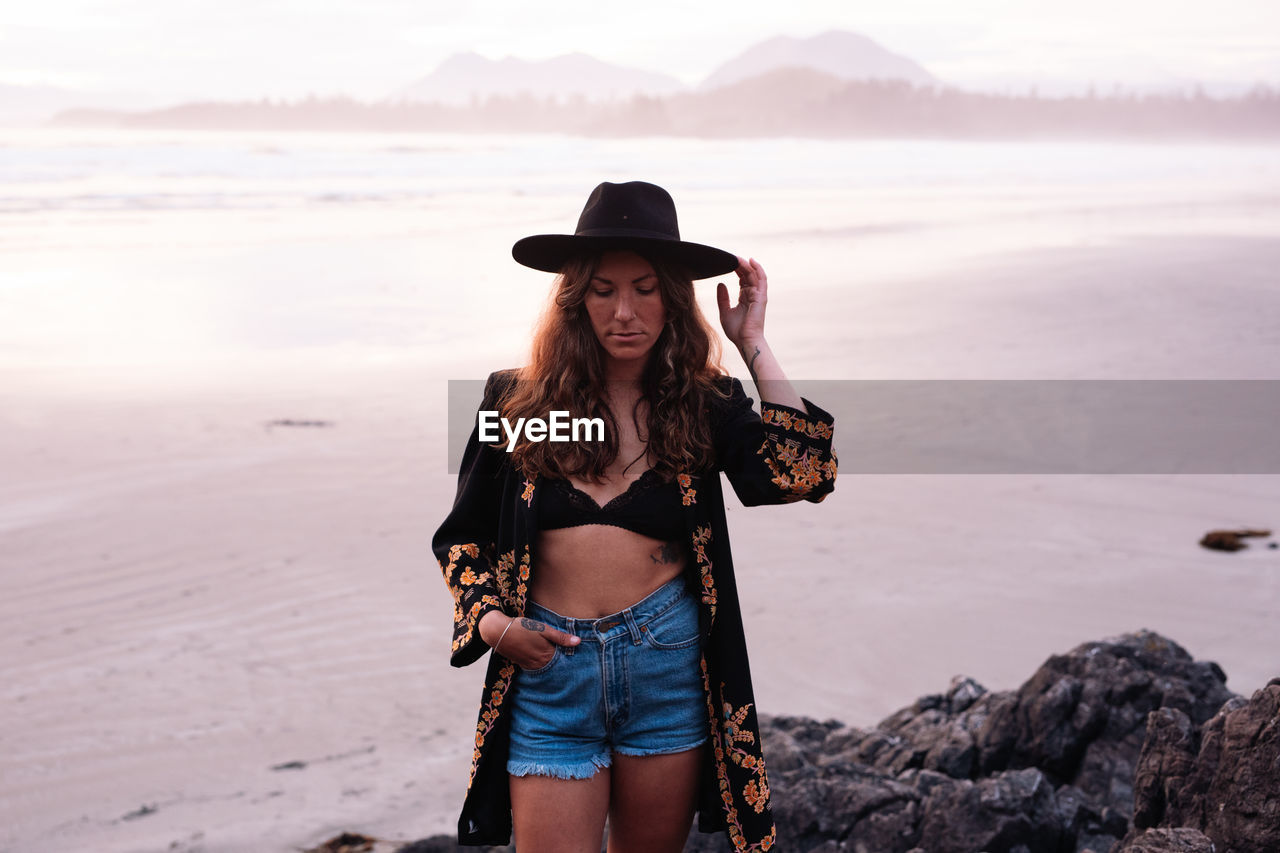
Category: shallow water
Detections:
[{"x1": 3, "y1": 128, "x2": 1279, "y2": 380}]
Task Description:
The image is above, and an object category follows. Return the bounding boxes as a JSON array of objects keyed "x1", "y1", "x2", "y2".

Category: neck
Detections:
[{"x1": 603, "y1": 357, "x2": 647, "y2": 384}]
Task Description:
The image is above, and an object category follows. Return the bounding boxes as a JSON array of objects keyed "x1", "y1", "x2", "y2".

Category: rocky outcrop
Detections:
[
  {"x1": 1124, "y1": 678, "x2": 1280, "y2": 853},
  {"x1": 686, "y1": 630, "x2": 1237, "y2": 852},
  {"x1": 1197, "y1": 528, "x2": 1271, "y2": 552},
  {"x1": 1114, "y1": 827, "x2": 1216, "y2": 853}
]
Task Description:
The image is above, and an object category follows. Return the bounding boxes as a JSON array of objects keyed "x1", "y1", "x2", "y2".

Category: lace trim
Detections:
[{"x1": 551, "y1": 468, "x2": 666, "y2": 514}]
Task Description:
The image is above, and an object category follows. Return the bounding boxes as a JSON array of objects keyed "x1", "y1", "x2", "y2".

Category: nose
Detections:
[{"x1": 614, "y1": 292, "x2": 636, "y2": 321}]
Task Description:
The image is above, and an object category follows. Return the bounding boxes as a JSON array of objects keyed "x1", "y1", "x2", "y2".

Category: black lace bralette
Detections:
[{"x1": 538, "y1": 469, "x2": 685, "y2": 542}]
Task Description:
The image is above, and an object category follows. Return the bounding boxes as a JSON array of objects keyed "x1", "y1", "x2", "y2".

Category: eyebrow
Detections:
[{"x1": 590, "y1": 273, "x2": 656, "y2": 285}]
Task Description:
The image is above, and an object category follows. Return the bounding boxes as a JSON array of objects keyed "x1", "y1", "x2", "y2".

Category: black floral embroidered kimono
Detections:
[{"x1": 433, "y1": 370, "x2": 837, "y2": 851}]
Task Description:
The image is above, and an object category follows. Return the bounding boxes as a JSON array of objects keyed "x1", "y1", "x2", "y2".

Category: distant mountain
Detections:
[
  {"x1": 700, "y1": 30, "x2": 941, "y2": 91},
  {"x1": 395, "y1": 52, "x2": 685, "y2": 105}
]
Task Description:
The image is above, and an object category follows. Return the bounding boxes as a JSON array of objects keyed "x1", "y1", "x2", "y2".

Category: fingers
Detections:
[
  {"x1": 518, "y1": 644, "x2": 557, "y2": 672},
  {"x1": 548, "y1": 625, "x2": 582, "y2": 647},
  {"x1": 524, "y1": 637, "x2": 558, "y2": 670},
  {"x1": 733, "y1": 257, "x2": 767, "y2": 300},
  {"x1": 745, "y1": 257, "x2": 766, "y2": 296},
  {"x1": 716, "y1": 281, "x2": 731, "y2": 314}
]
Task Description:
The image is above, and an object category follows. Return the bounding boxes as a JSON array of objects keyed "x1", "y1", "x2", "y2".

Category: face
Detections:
[{"x1": 583, "y1": 250, "x2": 669, "y2": 376}]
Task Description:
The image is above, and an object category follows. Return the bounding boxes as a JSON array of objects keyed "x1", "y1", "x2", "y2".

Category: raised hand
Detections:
[
  {"x1": 716, "y1": 256, "x2": 769, "y2": 353},
  {"x1": 715, "y1": 256, "x2": 807, "y2": 410}
]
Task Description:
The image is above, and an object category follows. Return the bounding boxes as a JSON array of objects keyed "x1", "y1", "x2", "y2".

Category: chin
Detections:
[
  {"x1": 603, "y1": 343, "x2": 659, "y2": 367},
  {"x1": 607, "y1": 349, "x2": 648, "y2": 363}
]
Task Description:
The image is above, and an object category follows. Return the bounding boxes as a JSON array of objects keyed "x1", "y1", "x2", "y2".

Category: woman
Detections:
[{"x1": 434, "y1": 181, "x2": 837, "y2": 852}]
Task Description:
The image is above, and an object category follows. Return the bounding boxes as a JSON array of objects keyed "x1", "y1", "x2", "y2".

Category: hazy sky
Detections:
[{"x1": 3, "y1": 0, "x2": 1278, "y2": 99}]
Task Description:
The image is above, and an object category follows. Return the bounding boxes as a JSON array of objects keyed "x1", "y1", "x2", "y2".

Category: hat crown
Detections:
[
  {"x1": 575, "y1": 181, "x2": 680, "y2": 241},
  {"x1": 510, "y1": 179, "x2": 737, "y2": 279}
]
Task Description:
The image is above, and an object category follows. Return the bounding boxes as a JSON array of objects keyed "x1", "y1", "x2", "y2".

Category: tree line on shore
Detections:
[{"x1": 53, "y1": 68, "x2": 1280, "y2": 139}]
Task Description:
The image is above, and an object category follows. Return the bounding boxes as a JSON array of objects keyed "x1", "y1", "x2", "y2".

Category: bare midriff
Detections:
[
  {"x1": 532, "y1": 524, "x2": 687, "y2": 619},
  {"x1": 528, "y1": 378, "x2": 687, "y2": 617}
]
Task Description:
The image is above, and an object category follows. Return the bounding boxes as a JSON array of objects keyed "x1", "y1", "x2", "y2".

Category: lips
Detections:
[{"x1": 610, "y1": 331, "x2": 644, "y2": 340}]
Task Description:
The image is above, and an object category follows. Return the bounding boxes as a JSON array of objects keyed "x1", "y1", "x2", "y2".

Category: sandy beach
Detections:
[{"x1": 2, "y1": 131, "x2": 1279, "y2": 852}]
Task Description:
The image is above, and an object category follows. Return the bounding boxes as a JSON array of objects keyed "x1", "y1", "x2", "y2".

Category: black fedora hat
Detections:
[{"x1": 512, "y1": 181, "x2": 739, "y2": 279}]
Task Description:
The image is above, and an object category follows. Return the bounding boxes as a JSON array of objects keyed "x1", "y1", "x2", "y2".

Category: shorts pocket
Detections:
[
  {"x1": 520, "y1": 646, "x2": 562, "y2": 676},
  {"x1": 641, "y1": 599, "x2": 700, "y2": 650}
]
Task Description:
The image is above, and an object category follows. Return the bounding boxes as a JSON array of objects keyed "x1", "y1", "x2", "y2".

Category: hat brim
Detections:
[{"x1": 512, "y1": 234, "x2": 739, "y2": 280}]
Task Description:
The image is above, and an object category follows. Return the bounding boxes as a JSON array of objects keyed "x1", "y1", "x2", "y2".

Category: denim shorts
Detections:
[{"x1": 506, "y1": 575, "x2": 708, "y2": 779}]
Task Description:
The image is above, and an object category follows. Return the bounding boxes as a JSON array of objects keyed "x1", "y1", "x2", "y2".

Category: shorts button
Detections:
[{"x1": 597, "y1": 619, "x2": 619, "y2": 631}]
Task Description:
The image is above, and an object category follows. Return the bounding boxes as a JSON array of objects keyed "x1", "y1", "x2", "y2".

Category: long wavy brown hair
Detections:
[{"x1": 500, "y1": 249, "x2": 728, "y2": 482}]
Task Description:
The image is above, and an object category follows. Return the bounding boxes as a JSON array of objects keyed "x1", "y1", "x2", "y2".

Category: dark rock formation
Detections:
[
  {"x1": 1198, "y1": 528, "x2": 1272, "y2": 551},
  {"x1": 305, "y1": 833, "x2": 378, "y2": 853},
  {"x1": 1114, "y1": 827, "x2": 1216, "y2": 853},
  {"x1": 1126, "y1": 678, "x2": 1280, "y2": 853},
  {"x1": 684, "y1": 630, "x2": 1236, "y2": 852}
]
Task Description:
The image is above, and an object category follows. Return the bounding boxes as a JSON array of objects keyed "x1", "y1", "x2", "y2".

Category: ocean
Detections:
[{"x1": 3, "y1": 128, "x2": 1278, "y2": 380}]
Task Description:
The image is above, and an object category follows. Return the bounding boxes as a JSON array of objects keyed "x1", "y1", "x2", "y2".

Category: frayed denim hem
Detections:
[
  {"x1": 507, "y1": 753, "x2": 612, "y2": 779},
  {"x1": 612, "y1": 735, "x2": 708, "y2": 758}
]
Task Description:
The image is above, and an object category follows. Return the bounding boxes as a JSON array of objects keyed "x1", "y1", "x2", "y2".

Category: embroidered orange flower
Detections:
[
  {"x1": 448, "y1": 542, "x2": 480, "y2": 563},
  {"x1": 793, "y1": 468, "x2": 822, "y2": 490},
  {"x1": 467, "y1": 662, "x2": 516, "y2": 789},
  {"x1": 676, "y1": 472, "x2": 697, "y2": 505},
  {"x1": 521, "y1": 479, "x2": 535, "y2": 506},
  {"x1": 775, "y1": 443, "x2": 799, "y2": 465},
  {"x1": 762, "y1": 406, "x2": 833, "y2": 440}
]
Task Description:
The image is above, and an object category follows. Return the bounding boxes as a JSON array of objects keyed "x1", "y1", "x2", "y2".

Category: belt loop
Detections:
[
  {"x1": 623, "y1": 609, "x2": 642, "y2": 645},
  {"x1": 565, "y1": 617, "x2": 577, "y2": 655}
]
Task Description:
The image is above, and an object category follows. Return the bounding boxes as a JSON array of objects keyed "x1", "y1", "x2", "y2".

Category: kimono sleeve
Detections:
[
  {"x1": 432, "y1": 372, "x2": 511, "y2": 668},
  {"x1": 714, "y1": 377, "x2": 838, "y2": 507}
]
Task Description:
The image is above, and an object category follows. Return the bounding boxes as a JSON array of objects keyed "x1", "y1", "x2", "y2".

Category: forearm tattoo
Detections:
[
  {"x1": 520, "y1": 618, "x2": 546, "y2": 632},
  {"x1": 744, "y1": 344, "x2": 762, "y2": 383},
  {"x1": 649, "y1": 542, "x2": 681, "y2": 565}
]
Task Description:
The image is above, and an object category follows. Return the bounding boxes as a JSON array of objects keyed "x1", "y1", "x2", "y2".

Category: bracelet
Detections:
[{"x1": 492, "y1": 617, "x2": 515, "y2": 656}]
